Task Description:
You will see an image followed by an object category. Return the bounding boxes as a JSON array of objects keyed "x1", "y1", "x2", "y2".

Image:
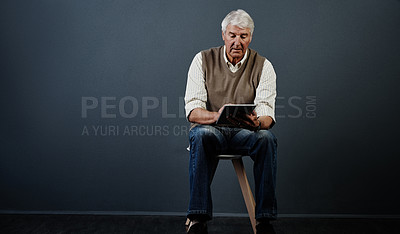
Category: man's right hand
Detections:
[
  {"x1": 188, "y1": 104, "x2": 232, "y2": 125},
  {"x1": 187, "y1": 108, "x2": 220, "y2": 125}
]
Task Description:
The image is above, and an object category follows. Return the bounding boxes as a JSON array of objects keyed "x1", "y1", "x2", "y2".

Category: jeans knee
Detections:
[
  {"x1": 189, "y1": 125, "x2": 219, "y2": 142},
  {"x1": 257, "y1": 130, "x2": 277, "y2": 145}
]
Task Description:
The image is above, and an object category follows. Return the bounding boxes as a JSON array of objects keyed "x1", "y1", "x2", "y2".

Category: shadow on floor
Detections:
[{"x1": 0, "y1": 214, "x2": 399, "y2": 234}]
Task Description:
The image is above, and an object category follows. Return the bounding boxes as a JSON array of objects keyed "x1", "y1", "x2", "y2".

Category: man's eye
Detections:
[{"x1": 241, "y1": 35, "x2": 247, "y2": 39}]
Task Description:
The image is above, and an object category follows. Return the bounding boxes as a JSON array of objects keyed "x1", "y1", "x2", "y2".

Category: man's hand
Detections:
[
  {"x1": 187, "y1": 108, "x2": 219, "y2": 124},
  {"x1": 228, "y1": 110, "x2": 261, "y2": 131},
  {"x1": 188, "y1": 105, "x2": 274, "y2": 130},
  {"x1": 229, "y1": 111, "x2": 274, "y2": 131},
  {"x1": 187, "y1": 104, "x2": 234, "y2": 125}
]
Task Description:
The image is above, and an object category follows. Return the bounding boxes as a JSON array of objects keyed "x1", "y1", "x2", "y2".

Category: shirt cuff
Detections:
[
  {"x1": 185, "y1": 100, "x2": 206, "y2": 119},
  {"x1": 255, "y1": 103, "x2": 276, "y2": 124}
]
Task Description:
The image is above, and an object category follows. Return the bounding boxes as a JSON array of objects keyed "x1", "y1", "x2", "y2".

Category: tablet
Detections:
[{"x1": 216, "y1": 104, "x2": 256, "y2": 125}]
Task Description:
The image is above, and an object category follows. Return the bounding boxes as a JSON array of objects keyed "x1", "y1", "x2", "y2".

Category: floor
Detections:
[{"x1": 0, "y1": 214, "x2": 399, "y2": 234}]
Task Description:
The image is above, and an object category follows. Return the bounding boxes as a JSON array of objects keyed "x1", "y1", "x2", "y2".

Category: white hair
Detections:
[{"x1": 221, "y1": 9, "x2": 255, "y2": 35}]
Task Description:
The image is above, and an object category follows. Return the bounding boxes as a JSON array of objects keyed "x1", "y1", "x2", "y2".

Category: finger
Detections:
[
  {"x1": 231, "y1": 116, "x2": 254, "y2": 128},
  {"x1": 239, "y1": 113, "x2": 257, "y2": 125},
  {"x1": 237, "y1": 112, "x2": 255, "y2": 121},
  {"x1": 239, "y1": 118, "x2": 254, "y2": 127},
  {"x1": 230, "y1": 116, "x2": 251, "y2": 128}
]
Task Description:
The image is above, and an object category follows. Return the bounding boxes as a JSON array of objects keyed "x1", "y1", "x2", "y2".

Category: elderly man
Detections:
[{"x1": 184, "y1": 9, "x2": 277, "y2": 234}]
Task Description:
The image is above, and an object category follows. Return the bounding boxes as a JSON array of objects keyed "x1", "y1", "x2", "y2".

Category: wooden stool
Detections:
[
  {"x1": 186, "y1": 146, "x2": 256, "y2": 233},
  {"x1": 217, "y1": 154, "x2": 256, "y2": 234}
]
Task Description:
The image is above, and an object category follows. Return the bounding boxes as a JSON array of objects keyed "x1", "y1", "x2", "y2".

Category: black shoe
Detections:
[
  {"x1": 185, "y1": 218, "x2": 208, "y2": 234},
  {"x1": 256, "y1": 220, "x2": 275, "y2": 234}
]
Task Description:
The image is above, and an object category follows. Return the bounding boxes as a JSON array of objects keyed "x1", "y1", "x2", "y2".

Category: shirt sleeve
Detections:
[
  {"x1": 184, "y1": 52, "x2": 207, "y2": 119},
  {"x1": 254, "y1": 59, "x2": 277, "y2": 125}
]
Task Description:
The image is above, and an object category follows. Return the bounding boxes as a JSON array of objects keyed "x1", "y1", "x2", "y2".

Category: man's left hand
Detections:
[{"x1": 228, "y1": 111, "x2": 261, "y2": 131}]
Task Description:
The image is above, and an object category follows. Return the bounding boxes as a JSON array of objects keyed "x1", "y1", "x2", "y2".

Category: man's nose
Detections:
[{"x1": 234, "y1": 36, "x2": 241, "y2": 46}]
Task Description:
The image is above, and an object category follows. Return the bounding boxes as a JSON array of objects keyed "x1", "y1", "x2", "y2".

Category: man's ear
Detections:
[
  {"x1": 221, "y1": 30, "x2": 225, "y2": 41},
  {"x1": 248, "y1": 31, "x2": 253, "y2": 43}
]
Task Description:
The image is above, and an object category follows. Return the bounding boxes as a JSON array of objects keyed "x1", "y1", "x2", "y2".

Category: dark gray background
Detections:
[{"x1": 1, "y1": 0, "x2": 399, "y2": 216}]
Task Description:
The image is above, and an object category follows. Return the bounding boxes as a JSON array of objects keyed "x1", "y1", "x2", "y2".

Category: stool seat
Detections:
[{"x1": 217, "y1": 154, "x2": 242, "y2": 159}]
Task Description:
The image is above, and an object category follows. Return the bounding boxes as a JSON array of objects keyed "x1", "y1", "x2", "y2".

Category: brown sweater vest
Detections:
[{"x1": 201, "y1": 46, "x2": 266, "y2": 112}]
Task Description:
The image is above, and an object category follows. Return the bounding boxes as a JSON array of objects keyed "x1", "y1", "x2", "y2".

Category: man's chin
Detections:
[{"x1": 230, "y1": 53, "x2": 243, "y2": 59}]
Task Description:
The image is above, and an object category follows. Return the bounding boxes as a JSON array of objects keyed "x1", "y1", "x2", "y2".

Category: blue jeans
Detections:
[{"x1": 187, "y1": 124, "x2": 278, "y2": 220}]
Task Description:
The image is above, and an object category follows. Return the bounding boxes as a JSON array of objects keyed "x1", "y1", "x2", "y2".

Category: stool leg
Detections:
[{"x1": 232, "y1": 158, "x2": 256, "y2": 234}]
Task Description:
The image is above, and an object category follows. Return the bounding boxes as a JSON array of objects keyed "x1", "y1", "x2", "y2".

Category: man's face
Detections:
[{"x1": 222, "y1": 24, "x2": 252, "y2": 64}]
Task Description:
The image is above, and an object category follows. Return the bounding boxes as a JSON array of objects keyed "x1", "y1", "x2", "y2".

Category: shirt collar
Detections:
[{"x1": 223, "y1": 45, "x2": 248, "y2": 68}]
